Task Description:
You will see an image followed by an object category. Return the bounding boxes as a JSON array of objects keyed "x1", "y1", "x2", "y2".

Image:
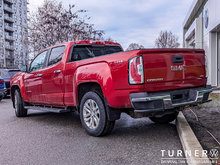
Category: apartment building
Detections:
[{"x1": 0, "y1": 0, "x2": 28, "y2": 68}]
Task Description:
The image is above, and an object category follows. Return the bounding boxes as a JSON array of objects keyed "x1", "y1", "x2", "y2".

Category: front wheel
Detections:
[
  {"x1": 149, "y1": 112, "x2": 179, "y2": 124},
  {"x1": 80, "y1": 92, "x2": 115, "y2": 137},
  {"x1": 14, "y1": 90, "x2": 27, "y2": 117}
]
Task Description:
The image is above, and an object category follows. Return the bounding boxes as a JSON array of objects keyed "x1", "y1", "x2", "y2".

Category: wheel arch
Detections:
[
  {"x1": 77, "y1": 82, "x2": 104, "y2": 108},
  {"x1": 77, "y1": 82, "x2": 121, "y2": 121},
  {"x1": 11, "y1": 85, "x2": 20, "y2": 108}
]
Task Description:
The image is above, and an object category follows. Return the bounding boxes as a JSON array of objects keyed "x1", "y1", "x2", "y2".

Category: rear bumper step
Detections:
[{"x1": 130, "y1": 86, "x2": 212, "y2": 113}]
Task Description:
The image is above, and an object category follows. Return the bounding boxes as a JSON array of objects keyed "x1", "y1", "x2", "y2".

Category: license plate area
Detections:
[{"x1": 171, "y1": 89, "x2": 197, "y2": 104}]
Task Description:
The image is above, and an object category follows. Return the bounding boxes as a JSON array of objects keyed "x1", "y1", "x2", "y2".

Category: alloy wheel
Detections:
[{"x1": 83, "y1": 99, "x2": 100, "y2": 129}]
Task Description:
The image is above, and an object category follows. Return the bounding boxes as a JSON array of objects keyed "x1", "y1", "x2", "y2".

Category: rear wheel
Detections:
[
  {"x1": 0, "y1": 95, "x2": 3, "y2": 101},
  {"x1": 14, "y1": 90, "x2": 27, "y2": 117},
  {"x1": 80, "y1": 91, "x2": 115, "y2": 137},
  {"x1": 149, "y1": 112, "x2": 179, "y2": 124}
]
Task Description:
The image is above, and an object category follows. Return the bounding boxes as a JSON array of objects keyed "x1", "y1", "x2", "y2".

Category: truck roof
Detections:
[
  {"x1": 49, "y1": 40, "x2": 120, "y2": 48},
  {"x1": 73, "y1": 40, "x2": 121, "y2": 46},
  {"x1": 37, "y1": 40, "x2": 122, "y2": 55}
]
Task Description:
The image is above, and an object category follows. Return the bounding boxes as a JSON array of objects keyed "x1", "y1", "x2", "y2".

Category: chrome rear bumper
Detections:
[{"x1": 130, "y1": 86, "x2": 212, "y2": 113}]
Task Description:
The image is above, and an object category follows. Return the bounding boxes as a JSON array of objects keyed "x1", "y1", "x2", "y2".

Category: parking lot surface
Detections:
[{"x1": 0, "y1": 99, "x2": 185, "y2": 165}]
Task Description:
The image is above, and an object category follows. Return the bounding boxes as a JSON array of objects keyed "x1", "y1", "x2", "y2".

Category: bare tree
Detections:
[
  {"x1": 126, "y1": 43, "x2": 144, "y2": 51},
  {"x1": 105, "y1": 37, "x2": 115, "y2": 42},
  {"x1": 155, "y1": 30, "x2": 180, "y2": 48},
  {"x1": 28, "y1": 0, "x2": 104, "y2": 55}
]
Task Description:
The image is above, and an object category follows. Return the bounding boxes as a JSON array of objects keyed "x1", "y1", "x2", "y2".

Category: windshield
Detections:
[{"x1": 71, "y1": 45, "x2": 123, "y2": 61}]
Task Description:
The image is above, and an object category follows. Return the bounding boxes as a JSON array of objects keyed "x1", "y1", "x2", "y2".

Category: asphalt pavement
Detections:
[{"x1": 0, "y1": 98, "x2": 185, "y2": 165}]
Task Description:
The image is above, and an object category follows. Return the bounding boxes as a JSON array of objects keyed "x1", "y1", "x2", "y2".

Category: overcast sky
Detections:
[{"x1": 28, "y1": 0, "x2": 193, "y2": 49}]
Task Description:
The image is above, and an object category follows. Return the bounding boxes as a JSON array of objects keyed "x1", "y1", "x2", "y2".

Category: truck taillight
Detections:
[
  {"x1": 0, "y1": 80, "x2": 4, "y2": 83},
  {"x1": 89, "y1": 40, "x2": 104, "y2": 44},
  {"x1": 129, "y1": 56, "x2": 144, "y2": 84}
]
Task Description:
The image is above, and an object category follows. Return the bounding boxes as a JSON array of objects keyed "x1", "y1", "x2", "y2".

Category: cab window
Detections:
[
  {"x1": 70, "y1": 45, "x2": 122, "y2": 61},
  {"x1": 29, "y1": 50, "x2": 47, "y2": 72},
  {"x1": 48, "y1": 46, "x2": 65, "y2": 66}
]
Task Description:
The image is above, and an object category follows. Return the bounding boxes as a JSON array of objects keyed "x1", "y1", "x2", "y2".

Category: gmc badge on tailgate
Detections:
[{"x1": 171, "y1": 65, "x2": 186, "y2": 71}]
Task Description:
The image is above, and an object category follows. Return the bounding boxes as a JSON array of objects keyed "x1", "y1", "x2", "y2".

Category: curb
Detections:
[{"x1": 176, "y1": 112, "x2": 212, "y2": 165}]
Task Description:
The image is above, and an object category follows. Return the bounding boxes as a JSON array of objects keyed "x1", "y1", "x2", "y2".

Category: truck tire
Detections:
[
  {"x1": 0, "y1": 95, "x2": 3, "y2": 101},
  {"x1": 80, "y1": 91, "x2": 115, "y2": 137},
  {"x1": 14, "y1": 90, "x2": 27, "y2": 117},
  {"x1": 149, "y1": 112, "x2": 179, "y2": 124}
]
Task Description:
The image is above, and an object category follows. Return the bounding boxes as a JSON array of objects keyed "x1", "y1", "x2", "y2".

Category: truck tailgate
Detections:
[{"x1": 138, "y1": 49, "x2": 206, "y2": 91}]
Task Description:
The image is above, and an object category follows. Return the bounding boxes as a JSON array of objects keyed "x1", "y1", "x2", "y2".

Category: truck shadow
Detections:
[{"x1": 25, "y1": 110, "x2": 177, "y2": 138}]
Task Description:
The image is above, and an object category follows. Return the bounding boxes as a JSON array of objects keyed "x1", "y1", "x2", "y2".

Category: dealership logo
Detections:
[
  {"x1": 209, "y1": 149, "x2": 219, "y2": 158},
  {"x1": 161, "y1": 149, "x2": 219, "y2": 164},
  {"x1": 204, "y1": 9, "x2": 209, "y2": 29}
]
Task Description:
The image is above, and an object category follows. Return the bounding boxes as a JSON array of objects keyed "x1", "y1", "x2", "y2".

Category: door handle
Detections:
[
  {"x1": 36, "y1": 74, "x2": 42, "y2": 77},
  {"x1": 54, "y1": 70, "x2": 61, "y2": 74}
]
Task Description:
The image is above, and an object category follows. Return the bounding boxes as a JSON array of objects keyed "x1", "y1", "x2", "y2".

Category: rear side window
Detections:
[
  {"x1": 48, "y1": 46, "x2": 65, "y2": 66},
  {"x1": 70, "y1": 45, "x2": 122, "y2": 61}
]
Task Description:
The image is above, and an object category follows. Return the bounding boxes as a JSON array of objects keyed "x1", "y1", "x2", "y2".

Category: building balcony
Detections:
[
  {"x1": 4, "y1": 15, "x2": 14, "y2": 22},
  {"x1": 5, "y1": 54, "x2": 14, "y2": 60},
  {"x1": 5, "y1": 35, "x2": 14, "y2": 40},
  {"x1": 6, "y1": 59, "x2": 15, "y2": 68},
  {"x1": 4, "y1": 25, "x2": 14, "y2": 31},
  {"x1": 3, "y1": 0, "x2": 14, "y2": 4},
  {"x1": 5, "y1": 45, "x2": 14, "y2": 50},
  {"x1": 5, "y1": 25, "x2": 14, "y2": 32},
  {"x1": 4, "y1": 6, "x2": 13, "y2": 13}
]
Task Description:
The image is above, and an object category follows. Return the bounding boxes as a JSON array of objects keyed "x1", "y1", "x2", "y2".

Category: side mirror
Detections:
[{"x1": 20, "y1": 65, "x2": 28, "y2": 72}]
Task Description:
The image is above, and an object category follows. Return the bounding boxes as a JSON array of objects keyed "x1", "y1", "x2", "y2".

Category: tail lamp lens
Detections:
[
  {"x1": 0, "y1": 80, "x2": 4, "y2": 84},
  {"x1": 129, "y1": 56, "x2": 144, "y2": 84}
]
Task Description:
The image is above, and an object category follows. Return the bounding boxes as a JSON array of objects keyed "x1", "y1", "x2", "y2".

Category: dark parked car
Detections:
[
  {"x1": 0, "y1": 69, "x2": 20, "y2": 96},
  {"x1": 0, "y1": 76, "x2": 6, "y2": 101}
]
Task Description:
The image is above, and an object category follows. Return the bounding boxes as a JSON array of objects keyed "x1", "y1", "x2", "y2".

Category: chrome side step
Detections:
[{"x1": 24, "y1": 106, "x2": 71, "y2": 113}]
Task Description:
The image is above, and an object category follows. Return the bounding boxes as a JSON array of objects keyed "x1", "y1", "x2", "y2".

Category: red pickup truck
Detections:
[{"x1": 11, "y1": 40, "x2": 212, "y2": 136}]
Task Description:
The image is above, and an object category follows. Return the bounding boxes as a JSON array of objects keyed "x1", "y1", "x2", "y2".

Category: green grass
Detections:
[{"x1": 198, "y1": 93, "x2": 220, "y2": 108}]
